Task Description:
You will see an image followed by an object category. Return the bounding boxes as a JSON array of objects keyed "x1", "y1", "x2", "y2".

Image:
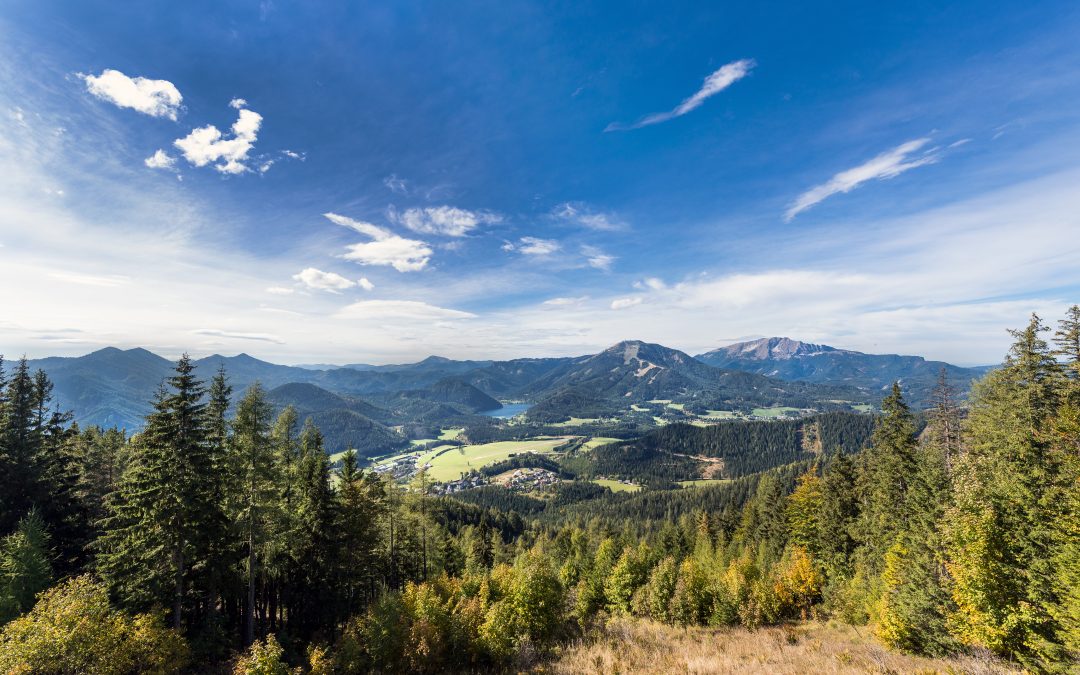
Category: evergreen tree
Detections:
[
  {"x1": 816, "y1": 451, "x2": 859, "y2": 580},
  {"x1": 855, "y1": 383, "x2": 918, "y2": 574},
  {"x1": 0, "y1": 509, "x2": 52, "y2": 623},
  {"x1": 231, "y1": 383, "x2": 279, "y2": 645},
  {"x1": 945, "y1": 314, "x2": 1066, "y2": 668},
  {"x1": 97, "y1": 356, "x2": 223, "y2": 631}
]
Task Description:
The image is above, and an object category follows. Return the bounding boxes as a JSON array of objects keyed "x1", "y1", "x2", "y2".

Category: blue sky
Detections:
[{"x1": 1, "y1": 0, "x2": 1079, "y2": 365}]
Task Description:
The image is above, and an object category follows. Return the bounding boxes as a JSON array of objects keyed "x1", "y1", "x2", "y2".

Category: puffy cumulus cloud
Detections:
[
  {"x1": 292, "y1": 267, "x2": 361, "y2": 293},
  {"x1": 81, "y1": 69, "x2": 182, "y2": 120},
  {"x1": 581, "y1": 245, "x2": 615, "y2": 270},
  {"x1": 607, "y1": 58, "x2": 755, "y2": 131},
  {"x1": 358, "y1": 277, "x2": 375, "y2": 291},
  {"x1": 173, "y1": 104, "x2": 262, "y2": 174},
  {"x1": 610, "y1": 296, "x2": 643, "y2": 310},
  {"x1": 785, "y1": 138, "x2": 941, "y2": 221},
  {"x1": 325, "y1": 212, "x2": 433, "y2": 272},
  {"x1": 553, "y1": 202, "x2": 626, "y2": 231},
  {"x1": 144, "y1": 149, "x2": 177, "y2": 170},
  {"x1": 335, "y1": 299, "x2": 476, "y2": 321},
  {"x1": 503, "y1": 236, "x2": 560, "y2": 256},
  {"x1": 391, "y1": 205, "x2": 501, "y2": 237},
  {"x1": 229, "y1": 98, "x2": 247, "y2": 109}
]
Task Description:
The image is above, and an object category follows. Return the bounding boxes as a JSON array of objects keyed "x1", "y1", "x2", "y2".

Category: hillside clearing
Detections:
[
  {"x1": 533, "y1": 618, "x2": 1019, "y2": 674},
  {"x1": 422, "y1": 438, "x2": 569, "y2": 481},
  {"x1": 592, "y1": 478, "x2": 641, "y2": 493}
]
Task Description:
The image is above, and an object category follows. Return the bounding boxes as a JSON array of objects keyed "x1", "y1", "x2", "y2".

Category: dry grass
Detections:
[{"x1": 531, "y1": 618, "x2": 1019, "y2": 675}]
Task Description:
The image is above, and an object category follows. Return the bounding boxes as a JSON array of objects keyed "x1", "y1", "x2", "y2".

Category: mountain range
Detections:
[
  {"x1": 18, "y1": 337, "x2": 995, "y2": 453},
  {"x1": 696, "y1": 337, "x2": 992, "y2": 408}
]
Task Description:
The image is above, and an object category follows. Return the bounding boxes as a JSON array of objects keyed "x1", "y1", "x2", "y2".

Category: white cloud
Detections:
[
  {"x1": 358, "y1": 277, "x2": 375, "y2": 291},
  {"x1": 292, "y1": 267, "x2": 360, "y2": 293},
  {"x1": 229, "y1": 97, "x2": 247, "y2": 109},
  {"x1": 543, "y1": 296, "x2": 588, "y2": 307},
  {"x1": 383, "y1": 174, "x2": 407, "y2": 194},
  {"x1": 635, "y1": 277, "x2": 666, "y2": 290},
  {"x1": 582, "y1": 245, "x2": 615, "y2": 270},
  {"x1": 173, "y1": 104, "x2": 262, "y2": 174},
  {"x1": 324, "y1": 212, "x2": 433, "y2": 272},
  {"x1": 608, "y1": 58, "x2": 755, "y2": 131},
  {"x1": 391, "y1": 205, "x2": 501, "y2": 237},
  {"x1": 507, "y1": 236, "x2": 560, "y2": 256},
  {"x1": 335, "y1": 300, "x2": 476, "y2": 321},
  {"x1": 785, "y1": 138, "x2": 940, "y2": 221},
  {"x1": 266, "y1": 286, "x2": 294, "y2": 295},
  {"x1": 48, "y1": 271, "x2": 130, "y2": 287},
  {"x1": 192, "y1": 328, "x2": 284, "y2": 344},
  {"x1": 553, "y1": 202, "x2": 626, "y2": 231},
  {"x1": 611, "y1": 296, "x2": 643, "y2": 310},
  {"x1": 81, "y1": 69, "x2": 183, "y2": 120},
  {"x1": 144, "y1": 149, "x2": 177, "y2": 170}
]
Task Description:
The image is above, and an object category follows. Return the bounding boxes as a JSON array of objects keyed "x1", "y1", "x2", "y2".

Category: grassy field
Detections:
[
  {"x1": 581, "y1": 437, "x2": 620, "y2": 452},
  {"x1": 700, "y1": 410, "x2": 737, "y2": 419},
  {"x1": 532, "y1": 618, "x2": 1019, "y2": 674},
  {"x1": 751, "y1": 406, "x2": 803, "y2": 417},
  {"x1": 421, "y1": 438, "x2": 568, "y2": 481},
  {"x1": 592, "y1": 478, "x2": 641, "y2": 493},
  {"x1": 676, "y1": 479, "x2": 731, "y2": 488},
  {"x1": 851, "y1": 404, "x2": 875, "y2": 413},
  {"x1": 549, "y1": 417, "x2": 603, "y2": 427},
  {"x1": 439, "y1": 427, "x2": 464, "y2": 440}
]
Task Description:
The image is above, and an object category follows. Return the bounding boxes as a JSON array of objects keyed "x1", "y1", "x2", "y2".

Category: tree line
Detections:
[{"x1": 0, "y1": 308, "x2": 1078, "y2": 672}]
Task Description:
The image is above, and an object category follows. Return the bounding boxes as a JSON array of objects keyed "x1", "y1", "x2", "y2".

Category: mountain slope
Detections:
[
  {"x1": 523, "y1": 340, "x2": 869, "y2": 421},
  {"x1": 265, "y1": 383, "x2": 405, "y2": 456},
  {"x1": 696, "y1": 337, "x2": 993, "y2": 408}
]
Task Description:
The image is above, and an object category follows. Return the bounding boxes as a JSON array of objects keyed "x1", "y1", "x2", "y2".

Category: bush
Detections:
[
  {"x1": 0, "y1": 575, "x2": 189, "y2": 675},
  {"x1": 233, "y1": 635, "x2": 291, "y2": 675}
]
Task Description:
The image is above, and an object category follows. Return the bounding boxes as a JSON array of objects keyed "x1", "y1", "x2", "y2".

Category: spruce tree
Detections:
[
  {"x1": 945, "y1": 314, "x2": 1066, "y2": 668},
  {"x1": 855, "y1": 383, "x2": 918, "y2": 574},
  {"x1": 231, "y1": 383, "x2": 279, "y2": 645},
  {"x1": 97, "y1": 356, "x2": 221, "y2": 631}
]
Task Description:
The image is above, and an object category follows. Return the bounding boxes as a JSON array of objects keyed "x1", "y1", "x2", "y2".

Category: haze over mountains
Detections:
[{"x1": 19, "y1": 337, "x2": 995, "y2": 453}]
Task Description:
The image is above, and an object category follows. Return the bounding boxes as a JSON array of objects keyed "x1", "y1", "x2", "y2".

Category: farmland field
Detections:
[
  {"x1": 581, "y1": 436, "x2": 620, "y2": 451},
  {"x1": 592, "y1": 478, "x2": 641, "y2": 493},
  {"x1": 751, "y1": 406, "x2": 803, "y2": 417},
  {"x1": 677, "y1": 479, "x2": 731, "y2": 488},
  {"x1": 421, "y1": 438, "x2": 569, "y2": 481}
]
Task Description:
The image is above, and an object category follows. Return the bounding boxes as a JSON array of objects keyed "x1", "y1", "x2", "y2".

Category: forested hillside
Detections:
[{"x1": 0, "y1": 309, "x2": 1077, "y2": 673}]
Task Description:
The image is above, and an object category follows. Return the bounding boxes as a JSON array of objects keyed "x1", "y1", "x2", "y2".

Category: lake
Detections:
[{"x1": 479, "y1": 402, "x2": 531, "y2": 418}]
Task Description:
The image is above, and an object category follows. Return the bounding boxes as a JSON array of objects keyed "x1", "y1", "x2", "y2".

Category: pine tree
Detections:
[
  {"x1": 855, "y1": 383, "x2": 918, "y2": 574},
  {"x1": 816, "y1": 451, "x2": 859, "y2": 580},
  {"x1": 785, "y1": 466, "x2": 824, "y2": 556},
  {"x1": 945, "y1": 314, "x2": 1066, "y2": 668},
  {"x1": 335, "y1": 450, "x2": 383, "y2": 619},
  {"x1": 231, "y1": 383, "x2": 279, "y2": 645},
  {"x1": 0, "y1": 509, "x2": 52, "y2": 622},
  {"x1": 97, "y1": 356, "x2": 222, "y2": 631}
]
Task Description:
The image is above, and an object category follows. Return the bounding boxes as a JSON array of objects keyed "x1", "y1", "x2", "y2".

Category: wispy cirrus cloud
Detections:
[
  {"x1": 390, "y1": 205, "x2": 501, "y2": 237},
  {"x1": 324, "y1": 212, "x2": 433, "y2": 272},
  {"x1": 552, "y1": 202, "x2": 626, "y2": 231},
  {"x1": 503, "y1": 236, "x2": 561, "y2": 256},
  {"x1": 581, "y1": 245, "x2": 615, "y2": 270},
  {"x1": 607, "y1": 58, "x2": 755, "y2": 131},
  {"x1": 192, "y1": 328, "x2": 284, "y2": 344},
  {"x1": 785, "y1": 138, "x2": 941, "y2": 221},
  {"x1": 335, "y1": 299, "x2": 476, "y2": 321},
  {"x1": 81, "y1": 69, "x2": 183, "y2": 120}
]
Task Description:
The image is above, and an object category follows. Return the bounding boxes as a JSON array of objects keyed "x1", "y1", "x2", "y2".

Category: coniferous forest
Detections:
[{"x1": 0, "y1": 309, "x2": 1079, "y2": 673}]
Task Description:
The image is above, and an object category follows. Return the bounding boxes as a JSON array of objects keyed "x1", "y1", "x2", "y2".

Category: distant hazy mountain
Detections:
[
  {"x1": 696, "y1": 337, "x2": 993, "y2": 408},
  {"x1": 524, "y1": 340, "x2": 869, "y2": 422}
]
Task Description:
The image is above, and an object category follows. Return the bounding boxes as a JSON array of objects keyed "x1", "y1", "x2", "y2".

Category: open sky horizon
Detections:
[{"x1": 2, "y1": 1, "x2": 1079, "y2": 367}]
